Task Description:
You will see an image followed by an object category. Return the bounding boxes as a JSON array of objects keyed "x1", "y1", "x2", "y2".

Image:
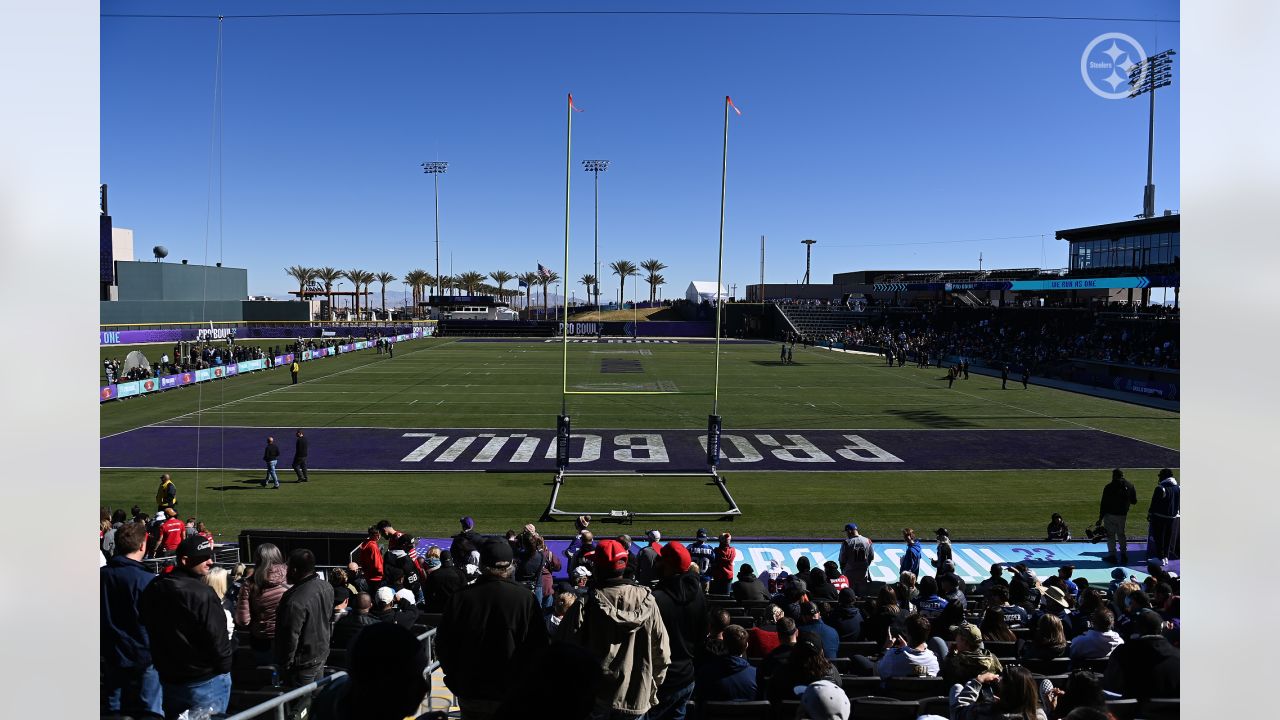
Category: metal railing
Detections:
[{"x1": 222, "y1": 627, "x2": 439, "y2": 720}]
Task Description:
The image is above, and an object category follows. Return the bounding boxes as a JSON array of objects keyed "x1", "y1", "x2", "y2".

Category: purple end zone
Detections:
[{"x1": 102, "y1": 426, "x2": 1179, "y2": 472}]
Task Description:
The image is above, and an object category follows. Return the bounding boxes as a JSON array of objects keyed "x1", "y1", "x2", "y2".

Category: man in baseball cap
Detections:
[
  {"x1": 942, "y1": 622, "x2": 1002, "y2": 683},
  {"x1": 138, "y1": 533, "x2": 232, "y2": 718},
  {"x1": 799, "y1": 679, "x2": 850, "y2": 720},
  {"x1": 688, "y1": 529, "x2": 715, "y2": 590},
  {"x1": 648, "y1": 539, "x2": 705, "y2": 719}
]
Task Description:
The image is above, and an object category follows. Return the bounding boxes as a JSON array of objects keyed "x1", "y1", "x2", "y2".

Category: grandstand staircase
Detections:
[{"x1": 773, "y1": 303, "x2": 867, "y2": 337}]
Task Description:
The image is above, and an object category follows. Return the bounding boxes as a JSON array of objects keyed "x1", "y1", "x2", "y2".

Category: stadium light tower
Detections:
[
  {"x1": 421, "y1": 161, "x2": 449, "y2": 297},
  {"x1": 1127, "y1": 50, "x2": 1174, "y2": 219},
  {"x1": 582, "y1": 159, "x2": 610, "y2": 314},
  {"x1": 801, "y1": 239, "x2": 816, "y2": 284}
]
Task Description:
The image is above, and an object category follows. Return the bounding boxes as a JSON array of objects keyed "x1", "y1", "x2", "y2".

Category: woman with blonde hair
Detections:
[
  {"x1": 203, "y1": 566, "x2": 235, "y2": 640},
  {"x1": 1020, "y1": 614, "x2": 1069, "y2": 660}
]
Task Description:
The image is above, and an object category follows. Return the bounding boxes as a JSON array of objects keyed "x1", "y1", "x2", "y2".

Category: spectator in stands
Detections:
[
  {"x1": 747, "y1": 605, "x2": 785, "y2": 658},
  {"x1": 386, "y1": 534, "x2": 425, "y2": 605},
  {"x1": 807, "y1": 568, "x2": 838, "y2": 605},
  {"x1": 1056, "y1": 566, "x2": 1080, "y2": 598},
  {"x1": 916, "y1": 576, "x2": 947, "y2": 620},
  {"x1": 942, "y1": 621, "x2": 1004, "y2": 685},
  {"x1": 309, "y1": 622, "x2": 430, "y2": 720},
  {"x1": 1047, "y1": 513, "x2": 1071, "y2": 541},
  {"x1": 331, "y1": 592, "x2": 377, "y2": 650},
  {"x1": 827, "y1": 587, "x2": 863, "y2": 641},
  {"x1": 823, "y1": 561, "x2": 849, "y2": 592},
  {"x1": 438, "y1": 537, "x2": 548, "y2": 719},
  {"x1": 570, "y1": 530, "x2": 596, "y2": 577},
  {"x1": 101, "y1": 521, "x2": 163, "y2": 718},
  {"x1": 765, "y1": 635, "x2": 841, "y2": 704},
  {"x1": 932, "y1": 527, "x2": 954, "y2": 574},
  {"x1": 950, "y1": 666, "x2": 1048, "y2": 720},
  {"x1": 1020, "y1": 614, "x2": 1069, "y2": 661},
  {"x1": 799, "y1": 679, "x2": 850, "y2": 720},
  {"x1": 1069, "y1": 609, "x2": 1123, "y2": 662},
  {"x1": 1103, "y1": 608, "x2": 1179, "y2": 701},
  {"x1": 792, "y1": 556, "x2": 813, "y2": 587},
  {"x1": 861, "y1": 586, "x2": 907, "y2": 645},
  {"x1": 423, "y1": 550, "x2": 466, "y2": 613},
  {"x1": 564, "y1": 515, "x2": 592, "y2": 567},
  {"x1": 731, "y1": 563, "x2": 769, "y2": 604},
  {"x1": 345, "y1": 562, "x2": 370, "y2": 595},
  {"x1": 534, "y1": 534, "x2": 559, "y2": 609},
  {"x1": 756, "y1": 616, "x2": 798, "y2": 699},
  {"x1": 1147, "y1": 468, "x2": 1181, "y2": 566},
  {"x1": 635, "y1": 529, "x2": 663, "y2": 585},
  {"x1": 547, "y1": 589, "x2": 578, "y2": 638},
  {"x1": 202, "y1": 566, "x2": 234, "y2": 640},
  {"x1": 876, "y1": 613, "x2": 940, "y2": 679},
  {"x1": 702, "y1": 608, "x2": 732, "y2": 659},
  {"x1": 376, "y1": 519, "x2": 418, "y2": 561},
  {"x1": 139, "y1": 535, "x2": 233, "y2": 719},
  {"x1": 1034, "y1": 586, "x2": 1074, "y2": 634},
  {"x1": 688, "y1": 528, "x2": 715, "y2": 590},
  {"x1": 1098, "y1": 468, "x2": 1138, "y2": 565},
  {"x1": 796, "y1": 601, "x2": 840, "y2": 661},
  {"x1": 156, "y1": 508, "x2": 185, "y2": 556},
  {"x1": 450, "y1": 515, "x2": 482, "y2": 568},
  {"x1": 156, "y1": 473, "x2": 177, "y2": 512},
  {"x1": 710, "y1": 533, "x2": 737, "y2": 595},
  {"x1": 900, "y1": 528, "x2": 923, "y2": 578},
  {"x1": 355, "y1": 526, "x2": 384, "y2": 590},
  {"x1": 1051, "y1": 671, "x2": 1110, "y2": 718},
  {"x1": 839, "y1": 522, "x2": 875, "y2": 596},
  {"x1": 274, "y1": 548, "x2": 334, "y2": 717},
  {"x1": 979, "y1": 608, "x2": 1017, "y2": 643},
  {"x1": 236, "y1": 542, "x2": 288, "y2": 665},
  {"x1": 371, "y1": 586, "x2": 398, "y2": 623},
  {"x1": 759, "y1": 558, "x2": 788, "y2": 594},
  {"x1": 938, "y1": 573, "x2": 967, "y2": 612},
  {"x1": 564, "y1": 538, "x2": 671, "y2": 720},
  {"x1": 694, "y1": 625, "x2": 757, "y2": 702}
]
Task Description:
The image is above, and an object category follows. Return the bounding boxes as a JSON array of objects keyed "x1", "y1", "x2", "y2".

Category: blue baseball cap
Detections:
[{"x1": 845, "y1": 522, "x2": 858, "y2": 531}]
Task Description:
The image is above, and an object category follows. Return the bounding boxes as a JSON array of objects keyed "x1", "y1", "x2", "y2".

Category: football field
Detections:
[{"x1": 100, "y1": 337, "x2": 1179, "y2": 541}]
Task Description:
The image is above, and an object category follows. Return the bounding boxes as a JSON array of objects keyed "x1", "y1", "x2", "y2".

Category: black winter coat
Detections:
[
  {"x1": 438, "y1": 575, "x2": 549, "y2": 701},
  {"x1": 274, "y1": 574, "x2": 334, "y2": 670},
  {"x1": 653, "y1": 569, "x2": 709, "y2": 690},
  {"x1": 139, "y1": 567, "x2": 233, "y2": 683}
]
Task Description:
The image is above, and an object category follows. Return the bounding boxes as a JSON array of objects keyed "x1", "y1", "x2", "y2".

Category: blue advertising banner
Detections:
[
  {"x1": 195, "y1": 369, "x2": 214, "y2": 382},
  {"x1": 116, "y1": 381, "x2": 141, "y2": 398},
  {"x1": 237, "y1": 359, "x2": 266, "y2": 372}
]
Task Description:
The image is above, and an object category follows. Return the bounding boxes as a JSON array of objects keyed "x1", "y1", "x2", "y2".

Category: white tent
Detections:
[{"x1": 685, "y1": 281, "x2": 728, "y2": 305}]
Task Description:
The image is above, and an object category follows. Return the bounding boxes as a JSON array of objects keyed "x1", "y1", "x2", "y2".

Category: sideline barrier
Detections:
[
  {"x1": 221, "y1": 627, "x2": 439, "y2": 720},
  {"x1": 101, "y1": 330, "x2": 426, "y2": 403}
]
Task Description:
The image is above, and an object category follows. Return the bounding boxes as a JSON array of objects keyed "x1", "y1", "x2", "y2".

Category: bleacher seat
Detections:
[
  {"x1": 841, "y1": 675, "x2": 883, "y2": 697},
  {"x1": 1022, "y1": 657, "x2": 1071, "y2": 676},
  {"x1": 417, "y1": 612, "x2": 443, "y2": 628},
  {"x1": 1105, "y1": 698, "x2": 1140, "y2": 720},
  {"x1": 982, "y1": 640, "x2": 1017, "y2": 656},
  {"x1": 850, "y1": 696, "x2": 921, "y2": 719},
  {"x1": 884, "y1": 676, "x2": 950, "y2": 701},
  {"x1": 1143, "y1": 697, "x2": 1179, "y2": 719},
  {"x1": 730, "y1": 615, "x2": 755, "y2": 629},
  {"x1": 700, "y1": 700, "x2": 772, "y2": 719},
  {"x1": 916, "y1": 695, "x2": 950, "y2": 717},
  {"x1": 1072, "y1": 657, "x2": 1111, "y2": 673},
  {"x1": 839, "y1": 641, "x2": 880, "y2": 658}
]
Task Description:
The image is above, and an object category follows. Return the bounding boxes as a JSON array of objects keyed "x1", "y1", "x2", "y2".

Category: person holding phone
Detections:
[{"x1": 876, "y1": 613, "x2": 940, "y2": 679}]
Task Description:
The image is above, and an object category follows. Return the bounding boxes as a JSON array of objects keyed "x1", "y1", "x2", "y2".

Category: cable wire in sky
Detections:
[{"x1": 102, "y1": 10, "x2": 1179, "y2": 23}]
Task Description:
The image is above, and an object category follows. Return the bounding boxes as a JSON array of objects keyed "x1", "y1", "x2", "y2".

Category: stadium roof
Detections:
[{"x1": 1055, "y1": 213, "x2": 1179, "y2": 242}]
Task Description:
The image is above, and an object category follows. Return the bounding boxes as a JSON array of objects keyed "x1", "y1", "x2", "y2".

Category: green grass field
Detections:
[{"x1": 100, "y1": 337, "x2": 1178, "y2": 542}]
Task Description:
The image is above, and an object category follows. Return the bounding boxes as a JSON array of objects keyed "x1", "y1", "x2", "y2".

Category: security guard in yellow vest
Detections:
[{"x1": 156, "y1": 473, "x2": 177, "y2": 512}]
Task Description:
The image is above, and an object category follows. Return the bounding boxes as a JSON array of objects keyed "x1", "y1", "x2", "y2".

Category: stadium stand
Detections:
[{"x1": 100, "y1": 508, "x2": 1180, "y2": 720}]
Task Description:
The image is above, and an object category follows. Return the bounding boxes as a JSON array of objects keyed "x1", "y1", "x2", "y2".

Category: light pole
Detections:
[
  {"x1": 421, "y1": 161, "x2": 449, "y2": 297},
  {"x1": 582, "y1": 160, "x2": 610, "y2": 316},
  {"x1": 801, "y1": 239, "x2": 816, "y2": 284},
  {"x1": 1127, "y1": 50, "x2": 1174, "y2": 219}
]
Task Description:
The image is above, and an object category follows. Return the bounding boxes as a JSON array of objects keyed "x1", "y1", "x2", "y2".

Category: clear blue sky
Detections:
[{"x1": 102, "y1": 1, "x2": 1180, "y2": 301}]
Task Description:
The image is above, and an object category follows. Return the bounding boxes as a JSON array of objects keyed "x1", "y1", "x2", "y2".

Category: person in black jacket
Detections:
[
  {"x1": 438, "y1": 537, "x2": 549, "y2": 718},
  {"x1": 1098, "y1": 468, "x2": 1138, "y2": 564},
  {"x1": 274, "y1": 548, "x2": 334, "y2": 719},
  {"x1": 139, "y1": 535, "x2": 233, "y2": 719},
  {"x1": 827, "y1": 587, "x2": 863, "y2": 642},
  {"x1": 423, "y1": 554, "x2": 466, "y2": 613},
  {"x1": 731, "y1": 564, "x2": 770, "y2": 604},
  {"x1": 650, "y1": 541, "x2": 708, "y2": 720},
  {"x1": 1103, "y1": 609, "x2": 1179, "y2": 701},
  {"x1": 292, "y1": 429, "x2": 309, "y2": 483},
  {"x1": 101, "y1": 521, "x2": 163, "y2": 718},
  {"x1": 261, "y1": 436, "x2": 281, "y2": 489}
]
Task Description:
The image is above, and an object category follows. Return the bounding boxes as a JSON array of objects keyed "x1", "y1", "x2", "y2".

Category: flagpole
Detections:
[
  {"x1": 713, "y1": 96, "x2": 730, "y2": 416},
  {"x1": 562, "y1": 93, "x2": 573, "y2": 415}
]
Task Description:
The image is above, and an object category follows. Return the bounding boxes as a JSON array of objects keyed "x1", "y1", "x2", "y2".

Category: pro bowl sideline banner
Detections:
[{"x1": 409, "y1": 538, "x2": 1153, "y2": 584}]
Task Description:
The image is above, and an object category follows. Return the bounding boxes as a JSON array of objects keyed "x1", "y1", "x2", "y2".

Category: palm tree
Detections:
[
  {"x1": 439, "y1": 275, "x2": 455, "y2": 297},
  {"x1": 517, "y1": 271, "x2": 540, "y2": 310},
  {"x1": 489, "y1": 270, "x2": 514, "y2": 299},
  {"x1": 285, "y1": 265, "x2": 317, "y2": 302},
  {"x1": 315, "y1": 267, "x2": 343, "y2": 318},
  {"x1": 458, "y1": 271, "x2": 486, "y2": 295},
  {"x1": 403, "y1": 270, "x2": 424, "y2": 317},
  {"x1": 375, "y1": 271, "x2": 397, "y2": 314},
  {"x1": 646, "y1": 273, "x2": 666, "y2": 304},
  {"x1": 362, "y1": 271, "x2": 376, "y2": 318},
  {"x1": 342, "y1": 269, "x2": 367, "y2": 317},
  {"x1": 580, "y1": 274, "x2": 598, "y2": 312},
  {"x1": 639, "y1": 259, "x2": 668, "y2": 303},
  {"x1": 609, "y1": 259, "x2": 638, "y2": 306},
  {"x1": 538, "y1": 270, "x2": 560, "y2": 315}
]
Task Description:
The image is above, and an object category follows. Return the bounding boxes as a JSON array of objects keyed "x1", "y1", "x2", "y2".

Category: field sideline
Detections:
[{"x1": 100, "y1": 337, "x2": 1178, "y2": 541}]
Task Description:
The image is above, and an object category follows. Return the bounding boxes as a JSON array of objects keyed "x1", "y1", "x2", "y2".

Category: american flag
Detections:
[{"x1": 538, "y1": 263, "x2": 552, "y2": 280}]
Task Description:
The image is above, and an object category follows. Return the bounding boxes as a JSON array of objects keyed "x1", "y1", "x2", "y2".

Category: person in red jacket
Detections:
[
  {"x1": 711, "y1": 532, "x2": 738, "y2": 595},
  {"x1": 158, "y1": 509, "x2": 186, "y2": 555},
  {"x1": 356, "y1": 526, "x2": 385, "y2": 590}
]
